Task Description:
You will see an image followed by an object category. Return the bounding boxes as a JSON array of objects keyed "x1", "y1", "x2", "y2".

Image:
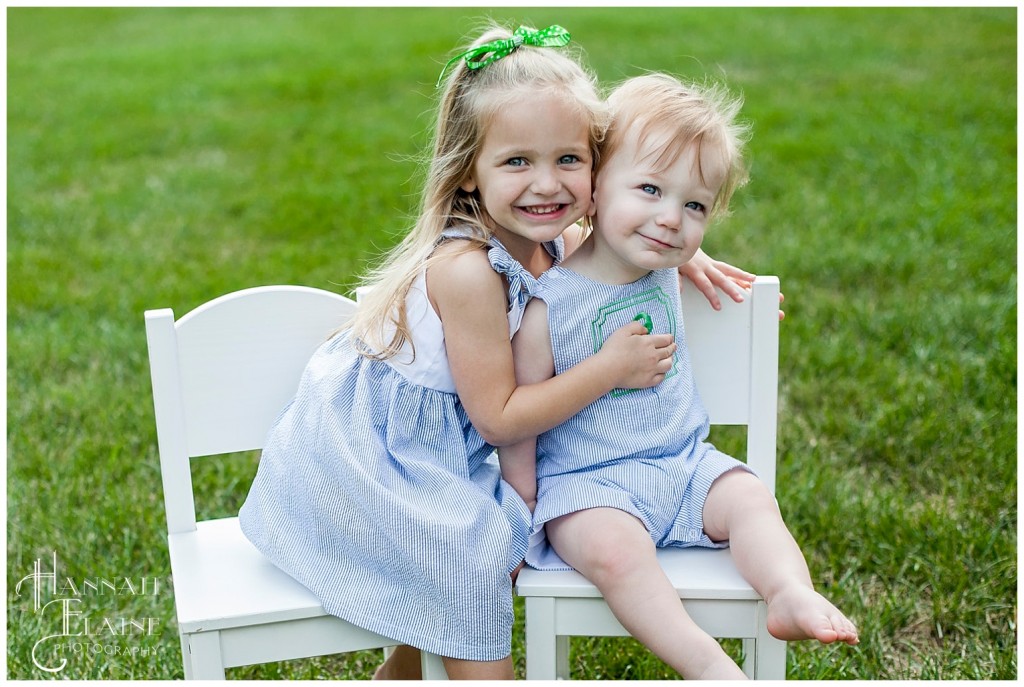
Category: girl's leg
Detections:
[
  {"x1": 702, "y1": 468, "x2": 859, "y2": 645},
  {"x1": 546, "y1": 507, "x2": 746, "y2": 679},
  {"x1": 373, "y1": 645, "x2": 421, "y2": 680},
  {"x1": 374, "y1": 646, "x2": 514, "y2": 680},
  {"x1": 441, "y1": 656, "x2": 514, "y2": 680},
  {"x1": 374, "y1": 562, "x2": 522, "y2": 680}
]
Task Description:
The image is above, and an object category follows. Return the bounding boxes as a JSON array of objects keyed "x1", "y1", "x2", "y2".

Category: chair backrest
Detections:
[
  {"x1": 679, "y1": 276, "x2": 779, "y2": 494},
  {"x1": 145, "y1": 285, "x2": 357, "y2": 535}
]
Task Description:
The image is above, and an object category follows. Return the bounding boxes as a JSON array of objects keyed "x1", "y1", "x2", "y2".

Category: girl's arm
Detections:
[
  {"x1": 496, "y1": 298, "x2": 556, "y2": 512},
  {"x1": 429, "y1": 246, "x2": 674, "y2": 447}
]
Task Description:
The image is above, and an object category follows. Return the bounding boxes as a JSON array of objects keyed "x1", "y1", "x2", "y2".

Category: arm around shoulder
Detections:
[
  {"x1": 497, "y1": 298, "x2": 555, "y2": 510},
  {"x1": 433, "y1": 247, "x2": 672, "y2": 446}
]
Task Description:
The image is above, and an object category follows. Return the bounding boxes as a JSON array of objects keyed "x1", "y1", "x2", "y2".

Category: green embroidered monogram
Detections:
[
  {"x1": 633, "y1": 312, "x2": 654, "y2": 333},
  {"x1": 590, "y1": 287, "x2": 679, "y2": 397}
]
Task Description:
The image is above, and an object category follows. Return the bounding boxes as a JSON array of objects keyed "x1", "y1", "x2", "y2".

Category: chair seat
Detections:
[
  {"x1": 168, "y1": 517, "x2": 332, "y2": 633},
  {"x1": 516, "y1": 546, "x2": 760, "y2": 601},
  {"x1": 517, "y1": 547, "x2": 775, "y2": 660}
]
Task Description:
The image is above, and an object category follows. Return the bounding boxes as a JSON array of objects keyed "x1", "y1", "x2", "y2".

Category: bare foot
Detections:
[{"x1": 766, "y1": 585, "x2": 859, "y2": 645}]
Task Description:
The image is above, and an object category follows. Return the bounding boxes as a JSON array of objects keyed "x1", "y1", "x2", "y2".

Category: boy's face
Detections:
[{"x1": 590, "y1": 126, "x2": 724, "y2": 277}]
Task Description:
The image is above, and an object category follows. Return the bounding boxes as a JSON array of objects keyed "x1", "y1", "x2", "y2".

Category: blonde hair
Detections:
[
  {"x1": 349, "y1": 24, "x2": 607, "y2": 359},
  {"x1": 600, "y1": 73, "x2": 750, "y2": 219}
]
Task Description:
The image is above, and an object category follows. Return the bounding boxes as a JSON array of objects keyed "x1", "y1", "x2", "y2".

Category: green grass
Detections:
[{"x1": 7, "y1": 6, "x2": 1016, "y2": 680}]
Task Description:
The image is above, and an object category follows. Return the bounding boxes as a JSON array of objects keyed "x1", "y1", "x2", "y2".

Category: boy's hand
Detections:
[{"x1": 600, "y1": 321, "x2": 676, "y2": 389}]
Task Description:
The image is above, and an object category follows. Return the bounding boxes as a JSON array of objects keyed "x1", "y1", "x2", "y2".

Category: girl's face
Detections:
[{"x1": 461, "y1": 90, "x2": 593, "y2": 249}]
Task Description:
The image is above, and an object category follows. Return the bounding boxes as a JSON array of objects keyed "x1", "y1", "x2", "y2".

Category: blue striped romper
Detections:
[
  {"x1": 526, "y1": 266, "x2": 753, "y2": 571},
  {"x1": 239, "y1": 231, "x2": 561, "y2": 660}
]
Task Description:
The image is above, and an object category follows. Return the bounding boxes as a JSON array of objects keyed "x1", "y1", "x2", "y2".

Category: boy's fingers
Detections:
[{"x1": 653, "y1": 334, "x2": 675, "y2": 348}]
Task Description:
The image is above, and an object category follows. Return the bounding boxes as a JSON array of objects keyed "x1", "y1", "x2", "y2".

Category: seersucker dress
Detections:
[
  {"x1": 525, "y1": 266, "x2": 752, "y2": 571},
  {"x1": 239, "y1": 230, "x2": 561, "y2": 661}
]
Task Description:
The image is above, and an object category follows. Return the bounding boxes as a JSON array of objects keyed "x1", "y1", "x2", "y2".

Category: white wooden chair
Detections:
[
  {"x1": 515, "y1": 276, "x2": 786, "y2": 679},
  {"x1": 145, "y1": 285, "x2": 447, "y2": 679}
]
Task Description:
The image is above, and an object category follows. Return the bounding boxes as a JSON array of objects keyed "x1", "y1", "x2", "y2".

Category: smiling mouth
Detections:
[
  {"x1": 640, "y1": 234, "x2": 677, "y2": 249},
  {"x1": 518, "y1": 204, "x2": 566, "y2": 216}
]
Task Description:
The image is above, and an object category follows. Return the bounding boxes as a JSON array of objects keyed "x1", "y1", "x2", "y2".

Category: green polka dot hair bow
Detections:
[{"x1": 437, "y1": 25, "x2": 572, "y2": 86}]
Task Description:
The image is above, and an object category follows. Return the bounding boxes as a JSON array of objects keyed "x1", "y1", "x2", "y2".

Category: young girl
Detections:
[
  {"x1": 505, "y1": 73, "x2": 858, "y2": 680},
  {"x1": 240, "y1": 26, "x2": 755, "y2": 679}
]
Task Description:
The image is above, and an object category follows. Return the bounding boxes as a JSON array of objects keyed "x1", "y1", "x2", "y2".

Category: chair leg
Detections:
[
  {"x1": 555, "y1": 635, "x2": 570, "y2": 679},
  {"x1": 421, "y1": 651, "x2": 448, "y2": 680},
  {"x1": 752, "y1": 601, "x2": 787, "y2": 679},
  {"x1": 185, "y1": 631, "x2": 227, "y2": 680},
  {"x1": 741, "y1": 638, "x2": 756, "y2": 678},
  {"x1": 179, "y1": 639, "x2": 450, "y2": 681},
  {"x1": 525, "y1": 597, "x2": 559, "y2": 680},
  {"x1": 179, "y1": 632, "x2": 194, "y2": 680},
  {"x1": 754, "y1": 635, "x2": 787, "y2": 680}
]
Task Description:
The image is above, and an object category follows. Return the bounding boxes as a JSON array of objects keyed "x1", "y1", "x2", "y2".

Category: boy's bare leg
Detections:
[
  {"x1": 547, "y1": 507, "x2": 746, "y2": 679},
  {"x1": 702, "y1": 468, "x2": 859, "y2": 645}
]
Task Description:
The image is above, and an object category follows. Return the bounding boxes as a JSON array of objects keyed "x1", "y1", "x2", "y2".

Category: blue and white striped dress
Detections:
[
  {"x1": 526, "y1": 266, "x2": 752, "y2": 571},
  {"x1": 239, "y1": 232, "x2": 561, "y2": 660}
]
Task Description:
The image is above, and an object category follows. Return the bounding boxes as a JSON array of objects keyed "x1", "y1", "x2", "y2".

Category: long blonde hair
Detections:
[{"x1": 349, "y1": 23, "x2": 607, "y2": 360}]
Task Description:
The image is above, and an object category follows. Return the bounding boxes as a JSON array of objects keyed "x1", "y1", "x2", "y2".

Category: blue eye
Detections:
[
  {"x1": 558, "y1": 154, "x2": 581, "y2": 165},
  {"x1": 506, "y1": 157, "x2": 527, "y2": 167},
  {"x1": 640, "y1": 184, "x2": 659, "y2": 196},
  {"x1": 685, "y1": 201, "x2": 707, "y2": 213}
]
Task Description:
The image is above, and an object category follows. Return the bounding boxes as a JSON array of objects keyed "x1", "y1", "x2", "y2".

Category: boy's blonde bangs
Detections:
[{"x1": 601, "y1": 73, "x2": 750, "y2": 218}]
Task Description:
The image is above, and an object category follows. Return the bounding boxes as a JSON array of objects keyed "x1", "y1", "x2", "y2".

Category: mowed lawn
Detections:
[{"x1": 7, "y1": 6, "x2": 1016, "y2": 680}]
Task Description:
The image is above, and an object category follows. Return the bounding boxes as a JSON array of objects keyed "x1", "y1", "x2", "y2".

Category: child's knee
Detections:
[
  {"x1": 594, "y1": 544, "x2": 644, "y2": 580},
  {"x1": 710, "y1": 468, "x2": 773, "y2": 505},
  {"x1": 704, "y1": 468, "x2": 777, "y2": 535},
  {"x1": 558, "y1": 511, "x2": 655, "y2": 580}
]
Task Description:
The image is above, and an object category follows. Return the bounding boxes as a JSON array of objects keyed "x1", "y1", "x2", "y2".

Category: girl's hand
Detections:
[
  {"x1": 677, "y1": 248, "x2": 754, "y2": 310},
  {"x1": 679, "y1": 248, "x2": 786, "y2": 321},
  {"x1": 599, "y1": 321, "x2": 676, "y2": 389}
]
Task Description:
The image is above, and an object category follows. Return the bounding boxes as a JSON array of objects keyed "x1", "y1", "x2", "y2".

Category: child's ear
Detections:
[
  {"x1": 460, "y1": 176, "x2": 477, "y2": 193},
  {"x1": 587, "y1": 190, "x2": 597, "y2": 217}
]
